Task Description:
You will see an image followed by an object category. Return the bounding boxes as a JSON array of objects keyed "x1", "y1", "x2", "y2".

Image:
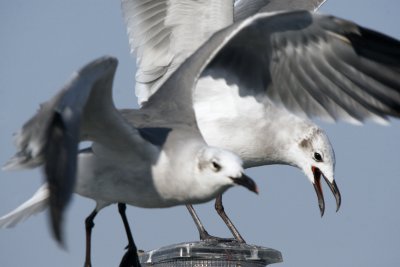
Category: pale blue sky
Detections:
[{"x1": 0, "y1": 1, "x2": 399, "y2": 266}]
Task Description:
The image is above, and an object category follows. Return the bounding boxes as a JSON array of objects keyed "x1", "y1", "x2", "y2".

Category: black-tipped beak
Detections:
[
  {"x1": 312, "y1": 167, "x2": 341, "y2": 217},
  {"x1": 328, "y1": 179, "x2": 341, "y2": 213},
  {"x1": 232, "y1": 173, "x2": 258, "y2": 194}
]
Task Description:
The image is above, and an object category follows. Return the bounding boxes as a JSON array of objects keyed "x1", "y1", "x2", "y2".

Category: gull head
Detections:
[
  {"x1": 196, "y1": 147, "x2": 258, "y2": 195},
  {"x1": 291, "y1": 127, "x2": 341, "y2": 216}
]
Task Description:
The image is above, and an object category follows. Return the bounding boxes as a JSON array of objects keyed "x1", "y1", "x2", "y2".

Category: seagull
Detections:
[
  {"x1": 0, "y1": 56, "x2": 258, "y2": 267},
  {"x1": 121, "y1": 0, "x2": 400, "y2": 242}
]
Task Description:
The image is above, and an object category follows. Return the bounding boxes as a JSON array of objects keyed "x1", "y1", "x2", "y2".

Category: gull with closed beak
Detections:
[{"x1": 0, "y1": 56, "x2": 258, "y2": 267}]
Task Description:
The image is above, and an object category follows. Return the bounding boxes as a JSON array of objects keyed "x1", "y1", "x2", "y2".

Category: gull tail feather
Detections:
[{"x1": 0, "y1": 184, "x2": 49, "y2": 228}]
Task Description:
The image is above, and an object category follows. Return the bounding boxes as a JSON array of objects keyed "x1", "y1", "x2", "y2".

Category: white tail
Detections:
[{"x1": 0, "y1": 184, "x2": 49, "y2": 228}]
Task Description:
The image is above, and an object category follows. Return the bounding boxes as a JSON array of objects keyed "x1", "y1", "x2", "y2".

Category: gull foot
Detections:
[
  {"x1": 119, "y1": 245, "x2": 141, "y2": 267},
  {"x1": 200, "y1": 232, "x2": 244, "y2": 243}
]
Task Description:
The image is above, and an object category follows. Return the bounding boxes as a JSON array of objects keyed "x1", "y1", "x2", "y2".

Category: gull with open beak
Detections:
[
  {"x1": 122, "y1": 1, "x2": 399, "y2": 243},
  {"x1": 292, "y1": 127, "x2": 341, "y2": 216}
]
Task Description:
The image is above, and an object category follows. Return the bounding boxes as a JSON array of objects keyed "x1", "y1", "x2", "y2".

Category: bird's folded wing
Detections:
[
  {"x1": 234, "y1": 0, "x2": 326, "y2": 21},
  {"x1": 146, "y1": 10, "x2": 400, "y2": 125},
  {"x1": 121, "y1": 0, "x2": 234, "y2": 105},
  {"x1": 3, "y1": 56, "x2": 153, "y2": 242}
]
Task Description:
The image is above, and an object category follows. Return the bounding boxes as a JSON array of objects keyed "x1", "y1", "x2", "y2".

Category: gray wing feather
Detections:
[
  {"x1": 4, "y1": 57, "x2": 118, "y2": 242},
  {"x1": 3, "y1": 57, "x2": 153, "y2": 243},
  {"x1": 148, "y1": 10, "x2": 400, "y2": 126},
  {"x1": 122, "y1": 0, "x2": 234, "y2": 105},
  {"x1": 203, "y1": 11, "x2": 400, "y2": 123},
  {"x1": 270, "y1": 17, "x2": 400, "y2": 122},
  {"x1": 234, "y1": 0, "x2": 326, "y2": 21},
  {"x1": 123, "y1": 0, "x2": 325, "y2": 105}
]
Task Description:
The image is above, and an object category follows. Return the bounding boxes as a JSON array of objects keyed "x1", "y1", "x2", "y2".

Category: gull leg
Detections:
[
  {"x1": 186, "y1": 204, "x2": 234, "y2": 242},
  {"x1": 84, "y1": 208, "x2": 98, "y2": 267},
  {"x1": 214, "y1": 194, "x2": 245, "y2": 243},
  {"x1": 186, "y1": 204, "x2": 212, "y2": 240},
  {"x1": 118, "y1": 203, "x2": 141, "y2": 267}
]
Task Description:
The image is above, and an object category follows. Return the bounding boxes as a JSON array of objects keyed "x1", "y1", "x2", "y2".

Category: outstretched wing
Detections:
[
  {"x1": 121, "y1": 0, "x2": 234, "y2": 105},
  {"x1": 3, "y1": 56, "x2": 153, "y2": 243},
  {"x1": 146, "y1": 10, "x2": 400, "y2": 125},
  {"x1": 234, "y1": 0, "x2": 326, "y2": 21},
  {"x1": 122, "y1": 0, "x2": 325, "y2": 105}
]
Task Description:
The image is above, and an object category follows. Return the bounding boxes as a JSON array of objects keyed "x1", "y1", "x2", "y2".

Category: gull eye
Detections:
[
  {"x1": 212, "y1": 161, "x2": 221, "y2": 172},
  {"x1": 313, "y1": 152, "x2": 323, "y2": 162}
]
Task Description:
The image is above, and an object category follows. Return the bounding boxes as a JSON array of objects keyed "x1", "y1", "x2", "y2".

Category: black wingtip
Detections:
[
  {"x1": 44, "y1": 112, "x2": 79, "y2": 245},
  {"x1": 49, "y1": 199, "x2": 65, "y2": 246}
]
